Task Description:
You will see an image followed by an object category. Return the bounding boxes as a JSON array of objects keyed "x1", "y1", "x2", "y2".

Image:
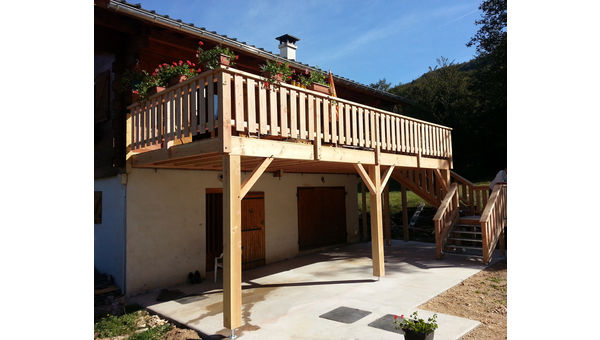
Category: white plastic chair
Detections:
[{"x1": 214, "y1": 253, "x2": 223, "y2": 282}]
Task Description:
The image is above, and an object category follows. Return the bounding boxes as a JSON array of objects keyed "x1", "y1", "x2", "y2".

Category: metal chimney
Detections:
[{"x1": 275, "y1": 34, "x2": 300, "y2": 61}]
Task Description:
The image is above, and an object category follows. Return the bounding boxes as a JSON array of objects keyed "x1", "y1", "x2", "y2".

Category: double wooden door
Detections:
[{"x1": 297, "y1": 187, "x2": 347, "y2": 250}]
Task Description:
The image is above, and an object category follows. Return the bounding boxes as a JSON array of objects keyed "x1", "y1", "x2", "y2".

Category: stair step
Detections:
[
  {"x1": 451, "y1": 230, "x2": 481, "y2": 235},
  {"x1": 458, "y1": 216, "x2": 481, "y2": 225},
  {"x1": 443, "y1": 252, "x2": 484, "y2": 259},
  {"x1": 445, "y1": 245, "x2": 483, "y2": 251},
  {"x1": 448, "y1": 237, "x2": 482, "y2": 242}
]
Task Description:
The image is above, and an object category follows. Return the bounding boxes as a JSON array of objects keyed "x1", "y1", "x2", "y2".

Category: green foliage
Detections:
[
  {"x1": 197, "y1": 42, "x2": 237, "y2": 70},
  {"x1": 296, "y1": 67, "x2": 327, "y2": 87},
  {"x1": 467, "y1": 0, "x2": 507, "y2": 57},
  {"x1": 393, "y1": 312, "x2": 438, "y2": 334},
  {"x1": 94, "y1": 311, "x2": 140, "y2": 338},
  {"x1": 131, "y1": 70, "x2": 161, "y2": 101},
  {"x1": 260, "y1": 60, "x2": 293, "y2": 86},
  {"x1": 369, "y1": 78, "x2": 392, "y2": 92},
  {"x1": 94, "y1": 311, "x2": 173, "y2": 340},
  {"x1": 153, "y1": 61, "x2": 196, "y2": 85}
]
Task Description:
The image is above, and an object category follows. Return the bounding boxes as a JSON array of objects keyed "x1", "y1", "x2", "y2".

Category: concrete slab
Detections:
[{"x1": 129, "y1": 241, "x2": 502, "y2": 339}]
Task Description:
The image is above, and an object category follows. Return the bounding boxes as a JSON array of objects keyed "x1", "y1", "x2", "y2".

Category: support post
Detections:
[
  {"x1": 383, "y1": 185, "x2": 391, "y2": 246},
  {"x1": 361, "y1": 181, "x2": 367, "y2": 241},
  {"x1": 223, "y1": 154, "x2": 242, "y2": 330},
  {"x1": 368, "y1": 164, "x2": 385, "y2": 277},
  {"x1": 401, "y1": 185, "x2": 409, "y2": 242}
]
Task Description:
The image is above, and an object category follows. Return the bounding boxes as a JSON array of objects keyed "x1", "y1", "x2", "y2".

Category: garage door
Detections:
[{"x1": 297, "y1": 187, "x2": 347, "y2": 251}]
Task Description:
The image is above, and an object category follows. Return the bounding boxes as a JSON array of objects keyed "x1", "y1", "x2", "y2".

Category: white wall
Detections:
[
  {"x1": 125, "y1": 168, "x2": 359, "y2": 294},
  {"x1": 94, "y1": 175, "x2": 126, "y2": 292}
]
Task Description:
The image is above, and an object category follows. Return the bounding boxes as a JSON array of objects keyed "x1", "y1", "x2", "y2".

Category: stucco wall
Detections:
[
  {"x1": 94, "y1": 175, "x2": 126, "y2": 292},
  {"x1": 126, "y1": 168, "x2": 359, "y2": 294}
]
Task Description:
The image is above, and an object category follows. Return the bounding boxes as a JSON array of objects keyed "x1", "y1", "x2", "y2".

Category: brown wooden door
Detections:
[
  {"x1": 205, "y1": 190, "x2": 266, "y2": 271},
  {"x1": 297, "y1": 187, "x2": 347, "y2": 251}
]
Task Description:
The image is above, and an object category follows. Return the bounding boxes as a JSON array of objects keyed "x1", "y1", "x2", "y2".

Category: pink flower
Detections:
[
  {"x1": 394, "y1": 315, "x2": 398, "y2": 320},
  {"x1": 172, "y1": 61, "x2": 177, "y2": 66},
  {"x1": 186, "y1": 60, "x2": 191, "y2": 65},
  {"x1": 197, "y1": 68, "x2": 202, "y2": 72},
  {"x1": 179, "y1": 60, "x2": 183, "y2": 65},
  {"x1": 162, "y1": 63, "x2": 168, "y2": 67},
  {"x1": 198, "y1": 41, "x2": 204, "y2": 45},
  {"x1": 401, "y1": 315, "x2": 404, "y2": 319}
]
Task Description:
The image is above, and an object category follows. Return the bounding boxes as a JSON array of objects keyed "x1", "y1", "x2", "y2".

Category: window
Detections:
[{"x1": 95, "y1": 191, "x2": 102, "y2": 224}]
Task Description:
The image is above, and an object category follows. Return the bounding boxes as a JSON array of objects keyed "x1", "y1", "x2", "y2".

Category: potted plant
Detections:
[
  {"x1": 153, "y1": 61, "x2": 198, "y2": 87},
  {"x1": 196, "y1": 41, "x2": 238, "y2": 70},
  {"x1": 393, "y1": 312, "x2": 438, "y2": 340},
  {"x1": 131, "y1": 70, "x2": 164, "y2": 102},
  {"x1": 305, "y1": 68, "x2": 329, "y2": 94},
  {"x1": 260, "y1": 60, "x2": 293, "y2": 88}
]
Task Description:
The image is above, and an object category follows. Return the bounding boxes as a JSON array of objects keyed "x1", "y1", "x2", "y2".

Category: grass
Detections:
[{"x1": 94, "y1": 310, "x2": 172, "y2": 340}]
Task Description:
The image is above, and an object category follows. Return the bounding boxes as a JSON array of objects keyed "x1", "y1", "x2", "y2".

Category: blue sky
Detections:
[{"x1": 135, "y1": 0, "x2": 481, "y2": 86}]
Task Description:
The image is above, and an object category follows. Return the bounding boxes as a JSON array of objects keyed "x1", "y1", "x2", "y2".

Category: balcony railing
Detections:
[{"x1": 127, "y1": 67, "x2": 453, "y2": 161}]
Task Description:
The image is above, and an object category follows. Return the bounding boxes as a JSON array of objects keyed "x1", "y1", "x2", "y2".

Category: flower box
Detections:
[
  {"x1": 219, "y1": 54, "x2": 231, "y2": 66},
  {"x1": 402, "y1": 329, "x2": 435, "y2": 340},
  {"x1": 148, "y1": 86, "x2": 166, "y2": 96},
  {"x1": 309, "y1": 83, "x2": 330, "y2": 95},
  {"x1": 167, "y1": 75, "x2": 188, "y2": 87}
]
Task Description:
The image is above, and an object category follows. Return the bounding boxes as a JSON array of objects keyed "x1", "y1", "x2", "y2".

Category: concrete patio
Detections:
[{"x1": 129, "y1": 240, "x2": 502, "y2": 339}]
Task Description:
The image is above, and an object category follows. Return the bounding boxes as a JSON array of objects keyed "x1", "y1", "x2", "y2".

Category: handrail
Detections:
[
  {"x1": 450, "y1": 171, "x2": 489, "y2": 215},
  {"x1": 433, "y1": 183, "x2": 459, "y2": 259},
  {"x1": 126, "y1": 66, "x2": 454, "y2": 163},
  {"x1": 479, "y1": 184, "x2": 507, "y2": 264}
]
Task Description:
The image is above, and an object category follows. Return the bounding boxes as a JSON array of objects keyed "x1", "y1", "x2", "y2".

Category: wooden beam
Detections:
[
  {"x1": 240, "y1": 157, "x2": 273, "y2": 199},
  {"x1": 361, "y1": 181, "x2": 367, "y2": 242},
  {"x1": 223, "y1": 154, "x2": 242, "y2": 330},
  {"x1": 401, "y1": 185, "x2": 409, "y2": 242},
  {"x1": 353, "y1": 163, "x2": 376, "y2": 194},
  {"x1": 383, "y1": 185, "x2": 391, "y2": 246},
  {"x1": 380, "y1": 165, "x2": 395, "y2": 192},
  {"x1": 368, "y1": 164, "x2": 385, "y2": 277}
]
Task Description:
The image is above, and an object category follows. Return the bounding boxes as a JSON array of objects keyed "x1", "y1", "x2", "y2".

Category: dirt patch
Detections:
[{"x1": 419, "y1": 259, "x2": 507, "y2": 340}]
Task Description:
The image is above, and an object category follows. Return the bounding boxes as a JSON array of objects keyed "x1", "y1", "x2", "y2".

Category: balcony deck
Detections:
[{"x1": 126, "y1": 66, "x2": 453, "y2": 173}]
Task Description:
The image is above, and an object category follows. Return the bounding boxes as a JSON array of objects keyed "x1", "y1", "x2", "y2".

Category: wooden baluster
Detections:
[
  {"x1": 299, "y1": 92, "x2": 306, "y2": 140},
  {"x1": 258, "y1": 81, "x2": 268, "y2": 135},
  {"x1": 207, "y1": 78, "x2": 215, "y2": 133},
  {"x1": 307, "y1": 94, "x2": 314, "y2": 140},
  {"x1": 190, "y1": 82, "x2": 197, "y2": 136},
  {"x1": 269, "y1": 87, "x2": 278, "y2": 135},
  {"x1": 289, "y1": 89, "x2": 297, "y2": 138},
  {"x1": 247, "y1": 78, "x2": 257, "y2": 134},
  {"x1": 314, "y1": 98, "x2": 322, "y2": 160},
  {"x1": 330, "y1": 100, "x2": 337, "y2": 144},
  {"x1": 345, "y1": 103, "x2": 351, "y2": 145},
  {"x1": 351, "y1": 105, "x2": 358, "y2": 146},
  {"x1": 182, "y1": 84, "x2": 189, "y2": 137},
  {"x1": 279, "y1": 87, "x2": 288, "y2": 137},
  {"x1": 364, "y1": 109, "x2": 371, "y2": 148},
  {"x1": 234, "y1": 75, "x2": 244, "y2": 132},
  {"x1": 322, "y1": 99, "x2": 330, "y2": 142},
  {"x1": 358, "y1": 107, "x2": 364, "y2": 147}
]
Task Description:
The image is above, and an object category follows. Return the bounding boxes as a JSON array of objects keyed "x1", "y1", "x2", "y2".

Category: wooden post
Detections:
[
  {"x1": 401, "y1": 185, "x2": 409, "y2": 242},
  {"x1": 223, "y1": 154, "x2": 242, "y2": 330},
  {"x1": 361, "y1": 181, "x2": 367, "y2": 241},
  {"x1": 368, "y1": 164, "x2": 385, "y2": 277},
  {"x1": 383, "y1": 185, "x2": 391, "y2": 246}
]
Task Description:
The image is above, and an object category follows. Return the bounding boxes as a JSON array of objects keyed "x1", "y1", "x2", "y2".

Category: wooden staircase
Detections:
[{"x1": 391, "y1": 168, "x2": 506, "y2": 263}]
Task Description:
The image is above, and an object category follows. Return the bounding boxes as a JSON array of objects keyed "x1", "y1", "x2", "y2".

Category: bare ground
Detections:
[{"x1": 419, "y1": 259, "x2": 507, "y2": 340}]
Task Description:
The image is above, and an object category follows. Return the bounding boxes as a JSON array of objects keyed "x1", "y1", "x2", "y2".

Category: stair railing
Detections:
[
  {"x1": 433, "y1": 183, "x2": 460, "y2": 259},
  {"x1": 479, "y1": 184, "x2": 507, "y2": 264},
  {"x1": 450, "y1": 171, "x2": 489, "y2": 215}
]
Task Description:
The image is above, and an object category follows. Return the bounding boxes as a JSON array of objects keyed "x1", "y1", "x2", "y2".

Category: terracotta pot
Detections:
[
  {"x1": 132, "y1": 92, "x2": 140, "y2": 103},
  {"x1": 219, "y1": 54, "x2": 231, "y2": 66},
  {"x1": 309, "y1": 83, "x2": 330, "y2": 95},
  {"x1": 167, "y1": 75, "x2": 188, "y2": 87},
  {"x1": 147, "y1": 86, "x2": 166, "y2": 96},
  {"x1": 402, "y1": 329, "x2": 434, "y2": 340},
  {"x1": 267, "y1": 73, "x2": 283, "y2": 82}
]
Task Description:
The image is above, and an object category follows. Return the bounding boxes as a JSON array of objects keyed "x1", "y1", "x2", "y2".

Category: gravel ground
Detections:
[{"x1": 419, "y1": 259, "x2": 507, "y2": 339}]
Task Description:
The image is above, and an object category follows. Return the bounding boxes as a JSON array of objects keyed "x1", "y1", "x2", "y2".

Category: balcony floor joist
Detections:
[{"x1": 130, "y1": 136, "x2": 450, "y2": 174}]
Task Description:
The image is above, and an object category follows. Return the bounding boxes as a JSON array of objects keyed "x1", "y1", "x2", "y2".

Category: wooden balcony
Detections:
[{"x1": 126, "y1": 66, "x2": 453, "y2": 173}]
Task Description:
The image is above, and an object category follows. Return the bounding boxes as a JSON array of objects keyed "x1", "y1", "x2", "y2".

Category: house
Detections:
[{"x1": 94, "y1": 0, "x2": 505, "y2": 333}]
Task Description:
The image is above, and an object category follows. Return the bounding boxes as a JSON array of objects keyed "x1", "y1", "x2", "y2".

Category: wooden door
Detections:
[
  {"x1": 206, "y1": 189, "x2": 266, "y2": 271},
  {"x1": 297, "y1": 187, "x2": 347, "y2": 250}
]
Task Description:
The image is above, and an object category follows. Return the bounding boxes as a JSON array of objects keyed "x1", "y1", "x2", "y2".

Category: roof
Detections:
[{"x1": 101, "y1": 0, "x2": 412, "y2": 105}]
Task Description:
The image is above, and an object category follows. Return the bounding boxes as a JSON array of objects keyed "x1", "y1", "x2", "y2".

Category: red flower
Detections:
[
  {"x1": 198, "y1": 41, "x2": 204, "y2": 45},
  {"x1": 401, "y1": 315, "x2": 404, "y2": 319},
  {"x1": 132, "y1": 90, "x2": 139, "y2": 94},
  {"x1": 394, "y1": 315, "x2": 398, "y2": 320},
  {"x1": 235, "y1": 55, "x2": 239, "y2": 60},
  {"x1": 163, "y1": 63, "x2": 168, "y2": 67},
  {"x1": 192, "y1": 63, "x2": 196, "y2": 66},
  {"x1": 291, "y1": 70, "x2": 295, "y2": 73},
  {"x1": 287, "y1": 76, "x2": 292, "y2": 79},
  {"x1": 152, "y1": 72, "x2": 156, "y2": 76},
  {"x1": 197, "y1": 68, "x2": 202, "y2": 72},
  {"x1": 277, "y1": 61, "x2": 282, "y2": 65},
  {"x1": 265, "y1": 81, "x2": 270, "y2": 87},
  {"x1": 179, "y1": 60, "x2": 183, "y2": 65},
  {"x1": 172, "y1": 61, "x2": 177, "y2": 66}
]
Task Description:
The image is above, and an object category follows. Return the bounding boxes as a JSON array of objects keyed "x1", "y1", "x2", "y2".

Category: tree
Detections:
[
  {"x1": 467, "y1": 0, "x2": 507, "y2": 57},
  {"x1": 369, "y1": 78, "x2": 392, "y2": 92}
]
